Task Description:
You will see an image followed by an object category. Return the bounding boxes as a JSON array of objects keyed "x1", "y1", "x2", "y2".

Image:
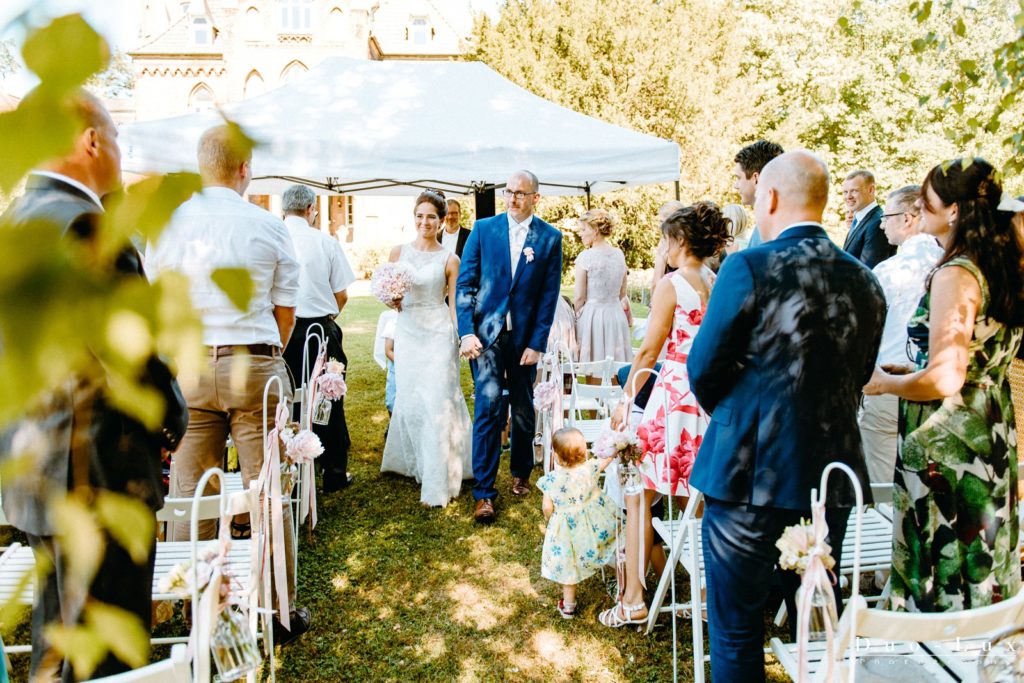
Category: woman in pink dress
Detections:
[
  {"x1": 574, "y1": 209, "x2": 632, "y2": 363},
  {"x1": 600, "y1": 201, "x2": 732, "y2": 627}
]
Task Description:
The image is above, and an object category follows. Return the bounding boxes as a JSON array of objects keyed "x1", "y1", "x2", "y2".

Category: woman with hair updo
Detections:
[
  {"x1": 864, "y1": 159, "x2": 1024, "y2": 612},
  {"x1": 721, "y1": 203, "x2": 751, "y2": 254},
  {"x1": 600, "y1": 201, "x2": 732, "y2": 628},
  {"x1": 381, "y1": 189, "x2": 473, "y2": 508},
  {"x1": 574, "y1": 208, "x2": 632, "y2": 364}
]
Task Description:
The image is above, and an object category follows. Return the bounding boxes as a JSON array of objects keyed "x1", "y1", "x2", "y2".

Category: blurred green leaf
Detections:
[
  {"x1": 952, "y1": 17, "x2": 965, "y2": 37},
  {"x1": 84, "y1": 602, "x2": 149, "y2": 668},
  {"x1": 211, "y1": 267, "x2": 254, "y2": 312},
  {"x1": 22, "y1": 14, "x2": 108, "y2": 90},
  {"x1": 99, "y1": 173, "x2": 202, "y2": 259},
  {"x1": 51, "y1": 495, "x2": 104, "y2": 589},
  {"x1": 45, "y1": 623, "x2": 107, "y2": 679},
  {"x1": 95, "y1": 492, "x2": 156, "y2": 565},
  {"x1": 222, "y1": 117, "x2": 259, "y2": 160},
  {"x1": 0, "y1": 91, "x2": 79, "y2": 193}
]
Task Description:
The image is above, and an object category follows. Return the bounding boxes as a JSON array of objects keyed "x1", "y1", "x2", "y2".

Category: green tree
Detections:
[{"x1": 0, "y1": 38, "x2": 17, "y2": 78}]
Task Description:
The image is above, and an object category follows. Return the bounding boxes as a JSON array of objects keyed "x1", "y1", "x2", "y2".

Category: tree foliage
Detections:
[{"x1": 469, "y1": 0, "x2": 1023, "y2": 253}]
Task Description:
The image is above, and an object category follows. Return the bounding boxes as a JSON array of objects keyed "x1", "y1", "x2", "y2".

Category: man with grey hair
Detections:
[
  {"x1": 281, "y1": 184, "x2": 357, "y2": 492},
  {"x1": 859, "y1": 185, "x2": 943, "y2": 484},
  {"x1": 146, "y1": 125, "x2": 311, "y2": 645},
  {"x1": 688, "y1": 151, "x2": 886, "y2": 681},
  {"x1": 842, "y1": 168, "x2": 893, "y2": 267}
]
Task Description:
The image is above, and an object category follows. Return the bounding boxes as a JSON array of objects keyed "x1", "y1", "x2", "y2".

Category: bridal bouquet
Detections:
[
  {"x1": 370, "y1": 262, "x2": 414, "y2": 308},
  {"x1": 279, "y1": 422, "x2": 324, "y2": 465},
  {"x1": 319, "y1": 358, "x2": 347, "y2": 400},
  {"x1": 593, "y1": 428, "x2": 643, "y2": 465},
  {"x1": 776, "y1": 520, "x2": 835, "y2": 575}
]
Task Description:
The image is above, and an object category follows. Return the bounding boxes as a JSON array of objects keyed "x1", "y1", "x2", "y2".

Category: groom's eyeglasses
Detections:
[{"x1": 502, "y1": 189, "x2": 538, "y2": 200}]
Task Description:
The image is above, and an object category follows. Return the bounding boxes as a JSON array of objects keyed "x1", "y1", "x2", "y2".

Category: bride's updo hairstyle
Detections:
[
  {"x1": 661, "y1": 201, "x2": 733, "y2": 260},
  {"x1": 579, "y1": 208, "x2": 616, "y2": 237},
  {"x1": 415, "y1": 189, "x2": 447, "y2": 220}
]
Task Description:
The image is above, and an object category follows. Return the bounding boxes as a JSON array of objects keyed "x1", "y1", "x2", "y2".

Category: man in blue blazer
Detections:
[
  {"x1": 841, "y1": 169, "x2": 894, "y2": 268},
  {"x1": 687, "y1": 151, "x2": 886, "y2": 681},
  {"x1": 456, "y1": 171, "x2": 563, "y2": 523}
]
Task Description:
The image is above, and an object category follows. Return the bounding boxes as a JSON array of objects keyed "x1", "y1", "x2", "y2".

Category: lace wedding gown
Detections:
[{"x1": 380, "y1": 245, "x2": 473, "y2": 507}]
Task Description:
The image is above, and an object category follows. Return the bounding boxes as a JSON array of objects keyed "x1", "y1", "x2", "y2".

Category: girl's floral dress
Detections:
[
  {"x1": 537, "y1": 459, "x2": 619, "y2": 584},
  {"x1": 635, "y1": 270, "x2": 712, "y2": 496}
]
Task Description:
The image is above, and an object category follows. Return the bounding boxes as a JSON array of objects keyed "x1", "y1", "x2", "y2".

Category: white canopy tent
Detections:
[{"x1": 120, "y1": 57, "x2": 680, "y2": 199}]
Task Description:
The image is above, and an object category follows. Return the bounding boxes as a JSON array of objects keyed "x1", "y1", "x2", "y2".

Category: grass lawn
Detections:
[
  {"x1": 3, "y1": 292, "x2": 791, "y2": 682},
  {"x1": 274, "y1": 293, "x2": 791, "y2": 682}
]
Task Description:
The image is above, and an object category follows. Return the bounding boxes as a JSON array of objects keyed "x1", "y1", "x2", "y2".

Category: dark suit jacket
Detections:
[
  {"x1": 437, "y1": 226, "x2": 471, "y2": 259},
  {"x1": 842, "y1": 205, "x2": 893, "y2": 268},
  {"x1": 687, "y1": 223, "x2": 886, "y2": 510},
  {"x1": 0, "y1": 174, "x2": 182, "y2": 535},
  {"x1": 456, "y1": 213, "x2": 563, "y2": 353}
]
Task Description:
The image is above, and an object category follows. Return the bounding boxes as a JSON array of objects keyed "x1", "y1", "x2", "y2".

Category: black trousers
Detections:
[
  {"x1": 28, "y1": 529, "x2": 156, "y2": 681},
  {"x1": 284, "y1": 316, "x2": 351, "y2": 490}
]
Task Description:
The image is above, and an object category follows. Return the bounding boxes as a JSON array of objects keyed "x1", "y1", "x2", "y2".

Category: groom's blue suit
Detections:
[{"x1": 456, "y1": 213, "x2": 563, "y2": 501}]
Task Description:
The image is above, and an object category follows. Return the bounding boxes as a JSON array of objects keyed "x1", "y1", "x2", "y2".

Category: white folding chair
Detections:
[{"x1": 88, "y1": 644, "x2": 189, "y2": 682}]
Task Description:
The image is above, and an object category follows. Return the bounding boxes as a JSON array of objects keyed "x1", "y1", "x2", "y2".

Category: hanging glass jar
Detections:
[
  {"x1": 799, "y1": 582, "x2": 839, "y2": 642},
  {"x1": 280, "y1": 462, "x2": 298, "y2": 497},
  {"x1": 211, "y1": 607, "x2": 261, "y2": 682},
  {"x1": 619, "y1": 461, "x2": 643, "y2": 496}
]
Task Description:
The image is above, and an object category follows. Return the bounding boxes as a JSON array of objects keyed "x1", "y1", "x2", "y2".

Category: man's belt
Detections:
[{"x1": 206, "y1": 344, "x2": 280, "y2": 358}]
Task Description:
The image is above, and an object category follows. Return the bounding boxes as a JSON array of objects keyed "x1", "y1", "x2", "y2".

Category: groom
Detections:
[{"x1": 456, "y1": 170, "x2": 563, "y2": 523}]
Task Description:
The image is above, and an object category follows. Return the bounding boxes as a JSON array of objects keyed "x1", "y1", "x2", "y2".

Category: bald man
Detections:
[
  {"x1": 1, "y1": 89, "x2": 187, "y2": 680},
  {"x1": 687, "y1": 151, "x2": 886, "y2": 681}
]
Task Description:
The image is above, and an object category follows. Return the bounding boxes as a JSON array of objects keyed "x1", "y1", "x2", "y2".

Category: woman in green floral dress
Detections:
[{"x1": 864, "y1": 158, "x2": 1024, "y2": 612}]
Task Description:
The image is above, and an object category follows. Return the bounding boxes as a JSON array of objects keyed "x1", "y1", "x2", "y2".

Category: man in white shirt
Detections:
[
  {"x1": 146, "y1": 125, "x2": 309, "y2": 644},
  {"x1": 859, "y1": 184, "x2": 944, "y2": 484},
  {"x1": 437, "y1": 197, "x2": 471, "y2": 258},
  {"x1": 280, "y1": 184, "x2": 357, "y2": 492}
]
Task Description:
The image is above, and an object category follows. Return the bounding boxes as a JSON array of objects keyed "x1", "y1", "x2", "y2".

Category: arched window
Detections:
[
  {"x1": 280, "y1": 60, "x2": 307, "y2": 84},
  {"x1": 244, "y1": 70, "x2": 265, "y2": 99},
  {"x1": 242, "y1": 6, "x2": 261, "y2": 40},
  {"x1": 188, "y1": 83, "x2": 215, "y2": 112},
  {"x1": 328, "y1": 7, "x2": 345, "y2": 36},
  {"x1": 192, "y1": 16, "x2": 212, "y2": 45}
]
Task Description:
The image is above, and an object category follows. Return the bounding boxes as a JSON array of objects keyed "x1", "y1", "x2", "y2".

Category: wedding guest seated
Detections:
[
  {"x1": 602, "y1": 202, "x2": 731, "y2": 628},
  {"x1": 858, "y1": 185, "x2": 943, "y2": 485},
  {"x1": 574, "y1": 209, "x2": 632, "y2": 365},
  {"x1": 537, "y1": 428, "x2": 619, "y2": 619},
  {"x1": 865, "y1": 158, "x2": 1024, "y2": 613}
]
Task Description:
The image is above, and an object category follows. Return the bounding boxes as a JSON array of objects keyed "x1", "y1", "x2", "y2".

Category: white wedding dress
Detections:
[{"x1": 380, "y1": 244, "x2": 473, "y2": 507}]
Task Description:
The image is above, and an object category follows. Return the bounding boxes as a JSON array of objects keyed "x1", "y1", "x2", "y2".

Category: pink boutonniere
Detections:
[{"x1": 523, "y1": 247, "x2": 535, "y2": 263}]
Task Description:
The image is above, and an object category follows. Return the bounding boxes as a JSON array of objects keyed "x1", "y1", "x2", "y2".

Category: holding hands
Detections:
[{"x1": 460, "y1": 334, "x2": 482, "y2": 360}]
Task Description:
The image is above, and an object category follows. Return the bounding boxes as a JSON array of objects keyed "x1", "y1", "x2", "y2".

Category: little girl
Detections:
[{"x1": 537, "y1": 427, "x2": 620, "y2": 618}]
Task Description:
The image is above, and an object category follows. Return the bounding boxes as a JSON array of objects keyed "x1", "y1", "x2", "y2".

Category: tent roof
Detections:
[{"x1": 120, "y1": 56, "x2": 680, "y2": 196}]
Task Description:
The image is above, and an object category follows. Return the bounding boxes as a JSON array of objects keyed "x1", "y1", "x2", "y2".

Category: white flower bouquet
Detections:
[
  {"x1": 370, "y1": 262, "x2": 414, "y2": 308},
  {"x1": 280, "y1": 422, "x2": 325, "y2": 465},
  {"x1": 776, "y1": 520, "x2": 836, "y2": 575},
  {"x1": 594, "y1": 428, "x2": 643, "y2": 466}
]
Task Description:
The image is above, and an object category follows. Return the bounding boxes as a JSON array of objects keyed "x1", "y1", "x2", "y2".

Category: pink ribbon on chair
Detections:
[
  {"x1": 614, "y1": 391, "x2": 648, "y2": 591},
  {"x1": 256, "y1": 401, "x2": 292, "y2": 631},
  {"x1": 796, "y1": 500, "x2": 837, "y2": 683},
  {"x1": 301, "y1": 341, "x2": 327, "y2": 530}
]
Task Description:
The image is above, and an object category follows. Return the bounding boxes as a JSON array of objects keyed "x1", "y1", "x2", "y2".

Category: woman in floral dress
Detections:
[
  {"x1": 865, "y1": 158, "x2": 1024, "y2": 612},
  {"x1": 601, "y1": 202, "x2": 731, "y2": 627}
]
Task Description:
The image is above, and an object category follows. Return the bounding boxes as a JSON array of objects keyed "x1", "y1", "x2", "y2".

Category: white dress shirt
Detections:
[
  {"x1": 284, "y1": 215, "x2": 356, "y2": 318},
  {"x1": 871, "y1": 233, "x2": 944, "y2": 366},
  {"x1": 852, "y1": 201, "x2": 879, "y2": 229},
  {"x1": 507, "y1": 212, "x2": 532, "y2": 277},
  {"x1": 146, "y1": 186, "x2": 300, "y2": 347},
  {"x1": 439, "y1": 226, "x2": 459, "y2": 253}
]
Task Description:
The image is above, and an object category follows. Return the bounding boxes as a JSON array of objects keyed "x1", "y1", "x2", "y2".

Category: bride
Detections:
[{"x1": 380, "y1": 190, "x2": 473, "y2": 507}]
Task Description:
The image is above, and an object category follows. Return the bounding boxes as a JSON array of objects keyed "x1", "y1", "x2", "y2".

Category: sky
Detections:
[{"x1": 1, "y1": 0, "x2": 502, "y2": 95}]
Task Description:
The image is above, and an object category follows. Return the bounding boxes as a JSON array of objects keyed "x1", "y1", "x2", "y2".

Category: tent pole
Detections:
[
  {"x1": 585, "y1": 183, "x2": 592, "y2": 210},
  {"x1": 474, "y1": 184, "x2": 496, "y2": 219},
  {"x1": 674, "y1": 180, "x2": 681, "y2": 201}
]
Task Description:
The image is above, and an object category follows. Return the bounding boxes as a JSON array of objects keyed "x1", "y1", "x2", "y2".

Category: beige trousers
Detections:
[
  {"x1": 858, "y1": 393, "x2": 899, "y2": 486},
  {"x1": 170, "y1": 352, "x2": 296, "y2": 603}
]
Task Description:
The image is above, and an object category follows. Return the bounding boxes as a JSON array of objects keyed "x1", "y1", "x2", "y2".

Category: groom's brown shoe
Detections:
[
  {"x1": 511, "y1": 477, "x2": 531, "y2": 496},
  {"x1": 474, "y1": 498, "x2": 495, "y2": 524}
]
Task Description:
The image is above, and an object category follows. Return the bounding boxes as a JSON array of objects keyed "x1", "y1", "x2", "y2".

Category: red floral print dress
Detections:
[{"x1": 635, "y1": 270, "x2": 710, "y2": 496}]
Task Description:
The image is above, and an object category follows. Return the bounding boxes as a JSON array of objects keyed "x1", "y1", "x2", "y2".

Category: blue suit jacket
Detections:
[
  {"x1": 687, "y1": 223, "x2": 886, "y2": 509},
  {"x1": 842, "y1": 205, "x2": 893, "y2": 269},
  {"x1": 456, "y1": 213, "x2": 563, "y2": 353}
]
